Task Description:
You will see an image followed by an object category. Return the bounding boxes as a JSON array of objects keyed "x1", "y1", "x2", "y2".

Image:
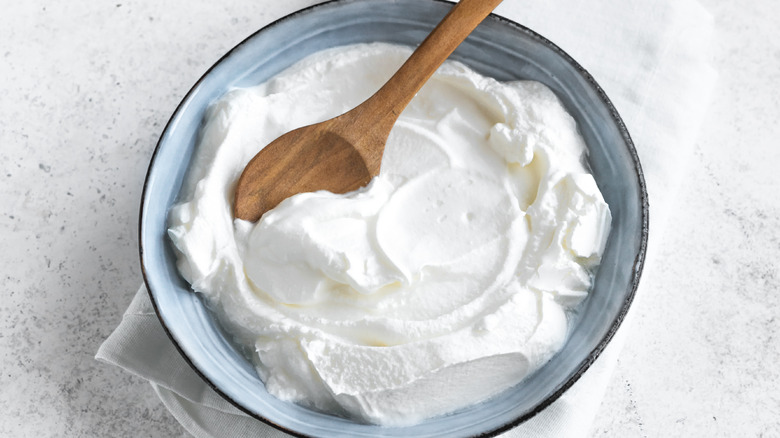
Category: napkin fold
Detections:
[{"x1": 97, "y1": 0, "x2": 716, "y2": 436}]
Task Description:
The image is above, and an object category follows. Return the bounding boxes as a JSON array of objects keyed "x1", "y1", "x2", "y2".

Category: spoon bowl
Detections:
[{"x1": 233, "y1": 119, "x2": 376, "y2": 221}]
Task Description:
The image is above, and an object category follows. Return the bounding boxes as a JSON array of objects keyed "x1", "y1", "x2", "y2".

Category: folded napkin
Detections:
[{"x1": 97, "y1": 0, "x2": 716, "y2": 436}]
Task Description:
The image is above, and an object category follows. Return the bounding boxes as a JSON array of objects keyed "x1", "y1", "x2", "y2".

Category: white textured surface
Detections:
[{"x1": 1, "y1": 1, "x2": 777, "y2": 437}]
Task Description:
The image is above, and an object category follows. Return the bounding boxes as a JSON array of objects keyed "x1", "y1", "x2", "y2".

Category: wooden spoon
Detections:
[{"x1": 234, "y1": 0, "x2": 503, "y2": 222}]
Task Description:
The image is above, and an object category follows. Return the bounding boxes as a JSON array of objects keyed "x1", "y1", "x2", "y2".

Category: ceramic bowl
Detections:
[{"x1": 139, "y1": 0, "x2": 648, "y2": 436}]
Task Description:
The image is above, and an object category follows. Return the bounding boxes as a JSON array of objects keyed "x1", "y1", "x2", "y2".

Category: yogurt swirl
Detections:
[{"x1": 168, "y1": 43, "x2": 611, "y2": 426}]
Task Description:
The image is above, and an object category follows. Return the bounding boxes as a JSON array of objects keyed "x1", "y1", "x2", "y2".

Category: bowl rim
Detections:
[{"x1": 139, "y1": 0, "x2": 649, "y2": 436}]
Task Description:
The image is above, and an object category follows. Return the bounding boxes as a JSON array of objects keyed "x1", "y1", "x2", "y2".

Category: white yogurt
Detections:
[{"x1": 168, "y1": 43, "x2": 611, "y2": 426}]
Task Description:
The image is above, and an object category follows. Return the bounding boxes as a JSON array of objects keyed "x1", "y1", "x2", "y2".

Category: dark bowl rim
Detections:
[{"x1": 138, "y1": 0, "x2": 650, "y2": 436}]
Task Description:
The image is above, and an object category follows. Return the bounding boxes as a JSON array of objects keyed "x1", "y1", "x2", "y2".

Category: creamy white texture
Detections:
[{"x1": 168, "y1": 43, "x2": 611, "y2": 426}]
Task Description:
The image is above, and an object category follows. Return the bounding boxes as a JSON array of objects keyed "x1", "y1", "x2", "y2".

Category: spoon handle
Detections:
[{"x1": 355, "y1": 0, "x2": 503, "y2": 130}]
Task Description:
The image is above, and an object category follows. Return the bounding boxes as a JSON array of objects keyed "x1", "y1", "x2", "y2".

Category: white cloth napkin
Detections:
[{"x1": 97, "y1": 0, "x2": 716, "y2": 436}]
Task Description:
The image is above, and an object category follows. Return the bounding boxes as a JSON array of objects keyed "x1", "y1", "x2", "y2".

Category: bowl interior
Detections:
[{"x1": 140, "y1": 0, "x2": 647, "y2": 436}]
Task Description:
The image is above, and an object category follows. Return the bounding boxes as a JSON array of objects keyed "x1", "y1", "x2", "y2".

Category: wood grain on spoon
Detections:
[{"x1": 234, "y1": 0, "x2": 503, "y2": 222}]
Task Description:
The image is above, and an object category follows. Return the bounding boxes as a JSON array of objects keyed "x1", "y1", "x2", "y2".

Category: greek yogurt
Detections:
[{"x1": 168, "y1": 43, "x2": 611, "y2": 426}]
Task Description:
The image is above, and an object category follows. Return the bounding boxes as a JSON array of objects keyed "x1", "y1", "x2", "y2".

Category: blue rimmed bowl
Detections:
[{"x1": 139, "y1": 0, "x2": 648, "y2": 436}]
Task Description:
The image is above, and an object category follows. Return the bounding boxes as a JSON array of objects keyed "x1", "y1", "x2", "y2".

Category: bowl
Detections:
[{"x1": 139, "y1": 0, "x2": 648, "y2": 436}]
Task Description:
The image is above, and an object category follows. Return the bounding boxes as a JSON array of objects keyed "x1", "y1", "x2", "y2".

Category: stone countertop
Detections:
[{"x1": 1, "y1": 0, "x2": 777, "y2": 436}]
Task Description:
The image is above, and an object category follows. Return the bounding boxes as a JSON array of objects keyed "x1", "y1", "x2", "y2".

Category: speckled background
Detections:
[{"x1": 1, "y1": 0, "x2": 778, "y2": 437}]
